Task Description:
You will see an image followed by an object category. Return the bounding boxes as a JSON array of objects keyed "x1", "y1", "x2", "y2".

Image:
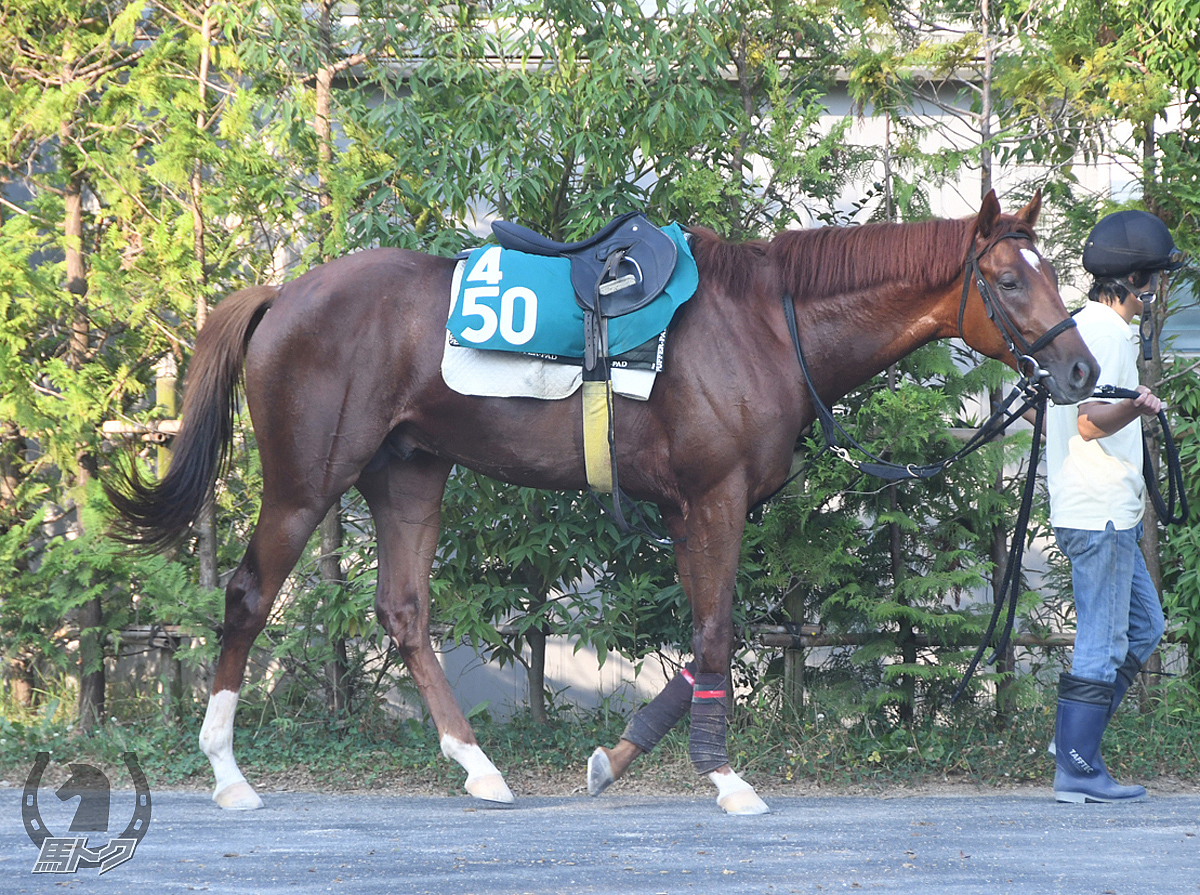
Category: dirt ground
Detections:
[
  {"x1": 200, "y1": 760, "x2": 1200, "y2": 802},
  {"x1": 9, "y1": 743, "x2": 1197, "y2": 802}
]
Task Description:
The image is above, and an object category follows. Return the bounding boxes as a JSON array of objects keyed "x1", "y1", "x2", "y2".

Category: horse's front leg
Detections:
[
  {"x1": 587, "y1": 661, "x2": 696, "y2": 794},
  {"x1": 588, "y1": 511, "x2": 695, "y2": 794},
  {"x1": 678, "y1": 504, "x2": 769, "y2": 815},
  {"x1": 358, "y1": 455, "x2": 513, "y2": 805}
]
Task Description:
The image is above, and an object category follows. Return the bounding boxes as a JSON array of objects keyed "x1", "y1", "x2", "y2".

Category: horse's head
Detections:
[{"x1": 958, "y1": 190, "x2": 1098, "y2": 404}]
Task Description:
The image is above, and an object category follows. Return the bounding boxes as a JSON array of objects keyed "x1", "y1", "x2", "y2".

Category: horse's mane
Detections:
[{"x1": 689, "y1": 216, "x2": 1035, "y2": 300}]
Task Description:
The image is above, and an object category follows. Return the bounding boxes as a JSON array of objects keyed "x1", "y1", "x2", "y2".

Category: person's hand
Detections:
[{"x1": 1129, "y1": 385, "x2": 1162, "y2": 417}]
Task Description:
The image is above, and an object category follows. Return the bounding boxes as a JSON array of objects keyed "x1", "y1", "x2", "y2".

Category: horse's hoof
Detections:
[
  {"x1": 718, "y1": 787, "x2": 771, "y2": 816},
  {"x1": 587, "y1": 747, "x2": 615, "y2": 796},
  {"x1": 466, "y1": 773, "x2": 514, "y2": 805},
  {"x1": 708, "y1": 769, "x2": 770, "y2": 815},
  {"x1": 213, "y1": 780, "x2": 264, "y2": 810}
]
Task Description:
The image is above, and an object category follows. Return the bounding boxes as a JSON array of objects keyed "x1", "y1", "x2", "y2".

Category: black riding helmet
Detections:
[{"x1": 1082, "y1": 209, "x2": 1185, "y2": 278}]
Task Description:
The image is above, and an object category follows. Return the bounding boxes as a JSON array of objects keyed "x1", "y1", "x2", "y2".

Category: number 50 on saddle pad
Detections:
[{"x1": 446, "y1": 222, "x2": 698, "y2": 361}]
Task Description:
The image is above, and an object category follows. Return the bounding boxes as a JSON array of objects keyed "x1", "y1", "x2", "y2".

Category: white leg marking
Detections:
[
  {"x1": 1020, "y1": 248, "x2": 1042, "y2": 272},
  {"x1": 441, "y1": 734, "x2": 514, "y2": 804},
  {"x1": 198, "y1": 690, "x2": 263, "y2": 810},
  {"x1": 708, "y1": 768, "x2": 770, "y2": 816},
  {"x1": 587, "y1": 747, "x2": 615, "y2": 796}
]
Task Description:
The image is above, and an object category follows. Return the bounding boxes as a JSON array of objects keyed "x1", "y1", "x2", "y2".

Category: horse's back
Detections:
[
  {"x1": 271, "y1": 247, "x2": 454, "y2": 323},
  {"x1": 245, "y1": 248, "x2": 454, "y2": 371}
]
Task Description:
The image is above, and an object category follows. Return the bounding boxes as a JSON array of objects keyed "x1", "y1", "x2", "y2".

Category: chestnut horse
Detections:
[{"x1": 107, "y1": 191, "x2": 1096, "y2": 815}]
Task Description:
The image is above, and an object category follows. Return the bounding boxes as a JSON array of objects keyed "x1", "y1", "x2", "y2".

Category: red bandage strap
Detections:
[{"x1": 687, "y1": 669, "x2": 727, "y2": 700}]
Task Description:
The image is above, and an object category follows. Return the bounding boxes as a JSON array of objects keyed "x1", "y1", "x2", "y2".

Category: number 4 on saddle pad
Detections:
[{"x1": 447, "y1": 221, "x2": 698, "y2": 360}]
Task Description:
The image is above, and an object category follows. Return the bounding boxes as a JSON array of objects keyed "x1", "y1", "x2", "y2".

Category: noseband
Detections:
[{"x1": 957, "y1": 230, "x2": 1077, "y2": 383}]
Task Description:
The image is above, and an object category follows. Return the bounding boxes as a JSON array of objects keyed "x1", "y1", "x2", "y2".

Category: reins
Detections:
[
  {"x1": 782, "y1": 291, "x2": 1049, "y2": 484},
  {"x1": 1092, "y1": 385, "x2": 1189, "y2": 526},
  {"x1": 783, "y1": 287, "x2": 1053, "y2": 700},
  {"x1": 783, "y1": 229, "x2": 1076, "y2": 701},
  {"x1": 951, "y1": 384, "x2": 1188, "y2": 699},
  {"x1": 780, "y1": 230, "x2": 1069, "y2": 486}
]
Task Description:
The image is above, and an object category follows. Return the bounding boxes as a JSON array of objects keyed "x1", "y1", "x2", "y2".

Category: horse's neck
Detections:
[{"x1": 801, "y1": 281, "x2": 957, "y2": 399}]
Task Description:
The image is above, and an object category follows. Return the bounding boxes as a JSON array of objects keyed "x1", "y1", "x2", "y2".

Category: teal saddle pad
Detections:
[{"x1": 448, "y1": 222, "x2": 698, "y2": 358}]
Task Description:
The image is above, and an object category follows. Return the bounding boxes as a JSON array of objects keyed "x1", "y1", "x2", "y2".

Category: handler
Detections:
[{"x1": 1046, "y1": 209, "x2": 1184, "y2": 803}]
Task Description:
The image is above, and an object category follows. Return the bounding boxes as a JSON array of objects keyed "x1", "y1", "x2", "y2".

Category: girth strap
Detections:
[{"x1": 582, "y1": 380, "x2": 614, "y2": 492}]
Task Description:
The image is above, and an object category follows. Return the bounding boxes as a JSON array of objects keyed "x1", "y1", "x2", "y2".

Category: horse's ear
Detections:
[
  {"x1": 975, "y1": 189, "x2": 1001, "y2": 239},
  {"x1": 1017, "y1": 189, "x2": 1042, "y2": 226}
]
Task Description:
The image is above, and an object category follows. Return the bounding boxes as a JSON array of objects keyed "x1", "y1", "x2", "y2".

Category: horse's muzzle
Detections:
[{"x1": 1045, "y1": 357, "x2": 1098, "y2": 405}]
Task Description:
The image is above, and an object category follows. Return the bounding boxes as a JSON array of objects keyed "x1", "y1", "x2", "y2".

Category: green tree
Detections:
[
  {"x1": 750, "y1": 340, "x2": 1020, "y2": 720},
  {"x1": 0, "y1": 0, "x2": 306, "y2": 722},
  {"x1": 0, "y1": 0, "x2": 178, "y2": 729}
]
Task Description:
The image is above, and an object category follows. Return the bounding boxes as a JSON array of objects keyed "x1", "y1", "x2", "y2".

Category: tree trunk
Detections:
[
  {"x1": 77, "y1": 594, "x2": 105, "y2": 731},
  {"x1": 310, "y1": 1, "x2": 350, "y2": 713},
  {"x1": 886, "y1": 367, "x2": 915, "y2": 724},
  {"x1": 729, "y1": 28, "x2": 754, "y2": 229},
  {"x1": 7, "y1": 656, "x2": 35, "y2": 708},
  {"x1": 979, "y1": 0, "x2": 993, "y2": 197},
  {"x1": 64, "y1": 132, "x2": 105, "y2": 733},
  {"x1": 1, "y1": 421, "x2": 24, "y2": 513},
  {"x1": 526, "y1": 623, "x2": 548, "y2": 725},
  {"x1": 1137, "y1": 222, "x2": 1167, "y2": 707},
  {"x1": 891, "y1": 491, "x2": 915, "y2": 725},
  {"x1": 315, "y1": 0, "x2": 335, "y2": 241},
  {"x1": 191, "y1": 0, "x2": 220, "y2": 593},
  {"x1": 320, "y1": 507, "x2": 350, "y2": 713},
  {"x1": 782, "y1": 580, "x2": 807, "y2": 715}
]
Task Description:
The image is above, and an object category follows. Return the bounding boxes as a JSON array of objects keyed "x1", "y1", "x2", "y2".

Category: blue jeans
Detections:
[{"x1": 1054, "y1": 522, "x2": 1165, "y2": 683}]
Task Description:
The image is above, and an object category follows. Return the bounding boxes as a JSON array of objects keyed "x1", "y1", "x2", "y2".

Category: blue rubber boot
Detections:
[
  {"x1": 1048, "y1": 653, "x2": 1141, "y2": 759},
  {"x1": 1053, "y1": 673, "x2": 1146, "y2": 803},
  {"x1": 1110, "y1": 653, "x2": 1142, "y2": 713}
]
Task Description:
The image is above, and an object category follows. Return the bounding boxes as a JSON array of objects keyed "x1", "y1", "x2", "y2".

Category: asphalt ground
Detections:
[{"x1": 2, "y1": 789, "x2": 1198, "y2": 894}]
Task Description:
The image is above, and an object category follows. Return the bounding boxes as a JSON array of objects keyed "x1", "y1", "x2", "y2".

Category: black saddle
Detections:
[{"x1": 492, "y1": 212, "x2": 677, "y2": 319}]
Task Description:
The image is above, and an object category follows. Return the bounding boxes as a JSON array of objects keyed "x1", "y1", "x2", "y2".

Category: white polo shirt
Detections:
[{"x1": 1045, "y1": 301, "x2": 1146, "y2": 531}]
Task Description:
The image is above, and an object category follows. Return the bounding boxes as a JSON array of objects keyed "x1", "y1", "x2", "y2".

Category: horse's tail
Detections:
[{"x1": 105, "y1": 285, "x2": 278, "y2": 551}]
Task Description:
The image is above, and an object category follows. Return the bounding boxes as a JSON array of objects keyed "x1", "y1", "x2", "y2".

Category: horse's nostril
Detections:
[{"x1": 1071, "y1": 361, "x2": 1092, "y2": 389}]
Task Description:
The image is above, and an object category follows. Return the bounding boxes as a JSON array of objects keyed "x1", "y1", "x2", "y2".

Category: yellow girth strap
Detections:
[{"x1": 582, "y1": 380, "x2": 614, "y2": 492}]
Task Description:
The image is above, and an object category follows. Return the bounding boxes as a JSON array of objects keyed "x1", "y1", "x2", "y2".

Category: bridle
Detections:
[
  {"x1": 774, "y1": 225, "x2": 1183, "y2": 700},
  {"x1": 957, "y1": 229, "x2": 1078, "y2": 384}
]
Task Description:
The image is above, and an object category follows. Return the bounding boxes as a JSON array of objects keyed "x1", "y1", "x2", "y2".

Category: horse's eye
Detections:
[{"x1": 999, "y1": 276, "x2": 1020, "y2": 291}]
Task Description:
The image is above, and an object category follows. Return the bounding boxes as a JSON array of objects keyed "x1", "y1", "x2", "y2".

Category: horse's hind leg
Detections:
[
  {"x1": 357, "y1": 452, "x2": 514, "y2": 805},
  {"x1": 198, "y1": 504, "x2": 325, "y2": 810}
]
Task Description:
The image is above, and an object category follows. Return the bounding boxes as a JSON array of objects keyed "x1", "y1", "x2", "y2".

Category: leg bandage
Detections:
[
  {"x1": 622, "y1": 662, "x2": 697, "y2": 753},
  {"x1": 688, "y1": 672, "x2": 730, "y2": 774}
]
